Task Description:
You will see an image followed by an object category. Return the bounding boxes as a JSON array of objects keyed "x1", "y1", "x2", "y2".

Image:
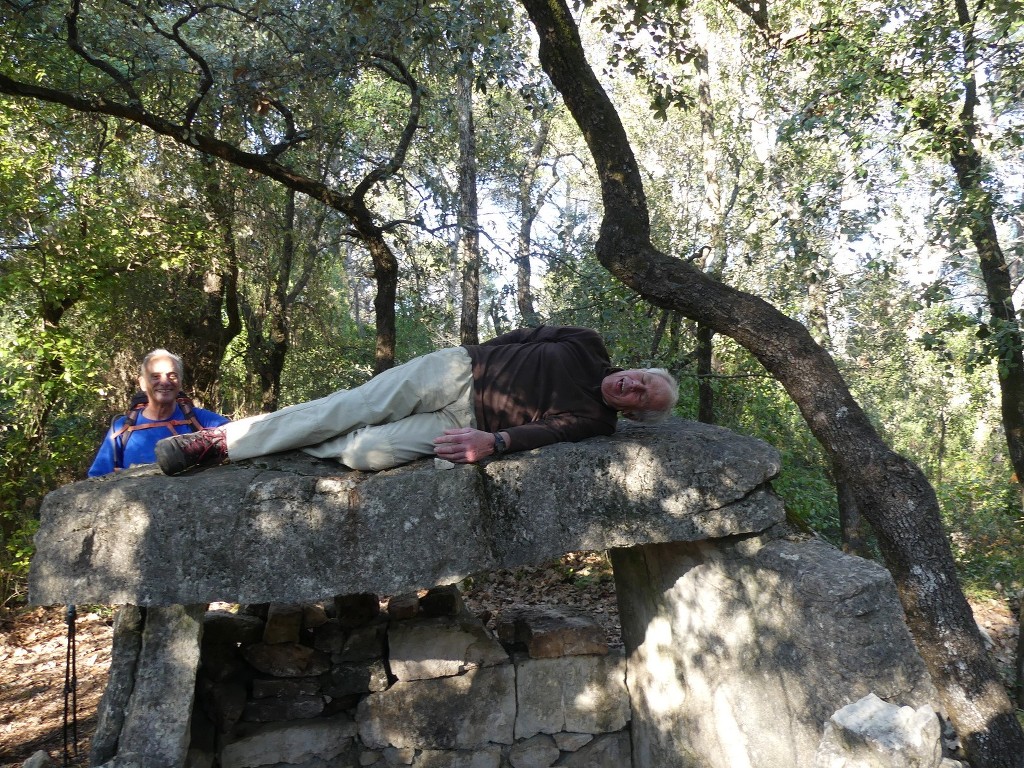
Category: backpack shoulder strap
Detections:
[
  {"x1": 175, "y1": 393, "x2": 204, "y2": 433},
  {"x1": 110, "y1": 392, "x2": 147, "y2": 470}
]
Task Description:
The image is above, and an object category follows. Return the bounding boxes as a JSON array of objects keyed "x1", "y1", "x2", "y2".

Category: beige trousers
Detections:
[{"x1": 224, "y1": 347, "x2": 476, "y2": 471}]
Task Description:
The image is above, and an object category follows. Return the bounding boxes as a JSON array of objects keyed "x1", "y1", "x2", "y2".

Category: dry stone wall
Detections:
[{"x1": 179, "y1": 588, "x2": 629, "y2": 768}]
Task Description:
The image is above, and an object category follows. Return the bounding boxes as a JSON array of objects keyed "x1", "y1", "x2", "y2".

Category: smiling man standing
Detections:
[
  {"x1": 155, "y1": 327, "x2": 678, "y2": 475},
  {"x1": 87, "y1": 349, "x2": 229, "y2": 476}
]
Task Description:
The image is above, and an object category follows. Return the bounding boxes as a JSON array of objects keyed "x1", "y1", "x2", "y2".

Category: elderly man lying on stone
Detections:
[{"x1": 155, "y1": 325, "x2": 679, "y2": 475}]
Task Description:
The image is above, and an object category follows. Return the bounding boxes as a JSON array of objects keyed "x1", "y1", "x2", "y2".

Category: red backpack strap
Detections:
[
  {"x1": 123, "y1": 418, "x2": 197, "y2": 433},
  {"x1": 175, "y1": 394, "x2": 204, "y2": 433},
  {"x1": 111, "y1": 395, "x2": 147, "y2": 470}
]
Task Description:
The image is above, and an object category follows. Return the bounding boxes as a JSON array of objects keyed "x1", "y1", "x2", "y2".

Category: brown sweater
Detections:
[{"x1": 464, "y1": 326, "x2": 619, "y2": 452}]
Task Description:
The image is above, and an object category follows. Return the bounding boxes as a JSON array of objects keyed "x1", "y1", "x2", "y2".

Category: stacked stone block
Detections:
[{"x1": 188, "y1": 587, "x2": 631, "y2": 768}]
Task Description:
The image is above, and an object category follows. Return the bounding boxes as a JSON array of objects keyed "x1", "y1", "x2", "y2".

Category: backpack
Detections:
[{"x1": 110, "y1": 391, "x2": 204, "y2": 470}]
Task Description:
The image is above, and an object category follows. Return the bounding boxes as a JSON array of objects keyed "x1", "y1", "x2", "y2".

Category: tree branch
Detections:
[
  {"x1": 352, "y1": 53, "x2": 421, "y2": 201},
  {"x1": 66, "y1": 0, "x2": 140, "y2": 104},
  {"x1": 0, "y1": 72, "x2": 359, "y2": 216}
]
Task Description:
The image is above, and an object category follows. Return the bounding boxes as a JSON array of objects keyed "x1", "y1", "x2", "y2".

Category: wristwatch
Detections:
[{"x1": 493, "y1": 432, "x2": 508, "y2": 454}]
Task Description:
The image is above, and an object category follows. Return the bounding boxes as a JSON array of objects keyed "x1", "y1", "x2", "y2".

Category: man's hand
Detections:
[{"x1": 433, "y1": 428, "x2": 500, "y2": 463}]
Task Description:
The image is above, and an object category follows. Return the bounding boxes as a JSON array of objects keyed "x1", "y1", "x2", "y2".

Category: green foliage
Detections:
[
  {"x1": 2, "y1": 0, "x2": 1023, "y2": 623},
  {"x1": 583, "y1": 0, "x2": 697, "y2": 118},
  {"x1": 708, "y1": 339, "x2": 841, "y2": 537},
  {"x1": 772, "y1": 450, "x2": 842, "y2": 539},
  {"x1": 938, "y1": 462, "x2": 1024, "y2": 595},
  {"x1": 0, "y1": 324, "x2": 107, "y2": 601},
  {"x1": 279, "y1": 307, "x2": 377, "y2": 406}
]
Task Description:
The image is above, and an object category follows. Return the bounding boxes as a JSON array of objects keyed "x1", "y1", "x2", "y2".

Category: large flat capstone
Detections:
[{"x1": 30, "y1": 419, "x2": 782, "y2": 606}]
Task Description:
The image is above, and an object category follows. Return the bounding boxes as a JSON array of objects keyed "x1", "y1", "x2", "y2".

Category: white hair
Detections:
[
  {"x1": 625, "y1": 368, "x2": 679, "y2": 423},
  {"x1": 140, "y1": 349, "x2": 184, "y2": 381}
]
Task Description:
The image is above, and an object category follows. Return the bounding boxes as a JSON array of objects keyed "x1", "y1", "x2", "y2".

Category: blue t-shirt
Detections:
[{"x1": 87, "y1": 405, "x2": 230, "y2": 477}]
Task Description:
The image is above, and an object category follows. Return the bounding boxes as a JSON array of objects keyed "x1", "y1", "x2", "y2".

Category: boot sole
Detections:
[{"x1": 155, "y1": 438, "x2": 188, "y2": 476}]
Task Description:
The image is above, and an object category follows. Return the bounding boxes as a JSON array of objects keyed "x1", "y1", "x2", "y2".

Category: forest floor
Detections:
[
  {"x1": 0, "y1": 554, "x2": 1018, "y2": 767},
  {"x1": 0, "y1": 606, "x2": 112, "y2": 767}
]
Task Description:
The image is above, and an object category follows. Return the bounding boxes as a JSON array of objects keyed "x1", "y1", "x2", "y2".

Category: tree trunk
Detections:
[
  {"x1": 945, "y1": 11, "x2": 1024, "y2": 705},
  {"x1": 457, "y1": 57, "x2": 481, "y2": 346},
  {"x1": 666, "y1": 311, "x2": 683, "y2": 362},
  {"x1": 947, "y1": 0, "x2": 1024, "y2": 503},
  {"x1": 694, "y1": 30, "x2": 726, "y2": 427},
  {"x1": 488, "y1": 298, "x2": 507, "y2": 337},
  {"x1": 948, "y1": 2, "x2": 1024, "y2": 711},
  {"x1": 696, "y1": 323, "x2": 715, "y2": 424},
  {"x1": 935, "y1": 410, "x2": 947, "y2": 486},
  {"x1": 241, "y1": 187, "x2": 298, "y2": 412},
  {"x1": 184, "y1": 162, "x2": 242, "y2": 404},
  {"x1": 264, "y1": 188, "x2": 295, "y2": 410},
  {"x1": 515, "y1": 118, "x2": 552, "y2": 328},
  {"x1": 1017, "y1": 602, "x2": 1024, "y2": 708},
  {"x1": 367, "y1": 233, "x2": 399, "y2": 373},
  {"x1": 519, "y1": 0, "x2": 1024, "y2": 763},
  {"x1": 836, "y1": 471, "x2": 873, "y2": 558}
]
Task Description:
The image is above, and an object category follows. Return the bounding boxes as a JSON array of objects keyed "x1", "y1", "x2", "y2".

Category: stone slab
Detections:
[
  {"x1": 388, "y1": 614, "x2": 509, "y2": 681},
  {"x1": 30, "y1": 419, "x2": 782, "y2": 606},
  {"x1": 219, "y1": 713, "x2": 357, "y2": 768},
  {"x1": 612, "y1": 534, "x2": 940, "y2": 768},
  {"x1": 113, "y1": 604, "x2": 205, "y2": 768}
]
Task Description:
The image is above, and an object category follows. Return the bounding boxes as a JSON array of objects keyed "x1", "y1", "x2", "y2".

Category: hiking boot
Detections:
[{"x1": 155, "y1": 427, "x2": 228, "y2": 475}]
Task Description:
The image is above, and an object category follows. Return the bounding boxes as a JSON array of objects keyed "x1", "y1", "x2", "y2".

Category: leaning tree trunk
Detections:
[
  {"x1": 835, "y1": 469, "x2": 873, "y2": 558},
  {"x1": 519, "y1": 0, "x2": 1024, "y2": 764}
]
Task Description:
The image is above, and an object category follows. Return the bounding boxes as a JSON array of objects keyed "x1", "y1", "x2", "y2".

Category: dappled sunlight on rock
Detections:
[
  {"x1": 630, "y1": 616, "x2": 687, "y2": 719},
  {"x1": 613, "y1": 537, "x2": 940, "y2": 767},
  {"x1": 31, "y1": 419, "x2": 783, "y2": 607},
  {"x1": 712, "y1": 689, "x2": 753, "y2": 768}
]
